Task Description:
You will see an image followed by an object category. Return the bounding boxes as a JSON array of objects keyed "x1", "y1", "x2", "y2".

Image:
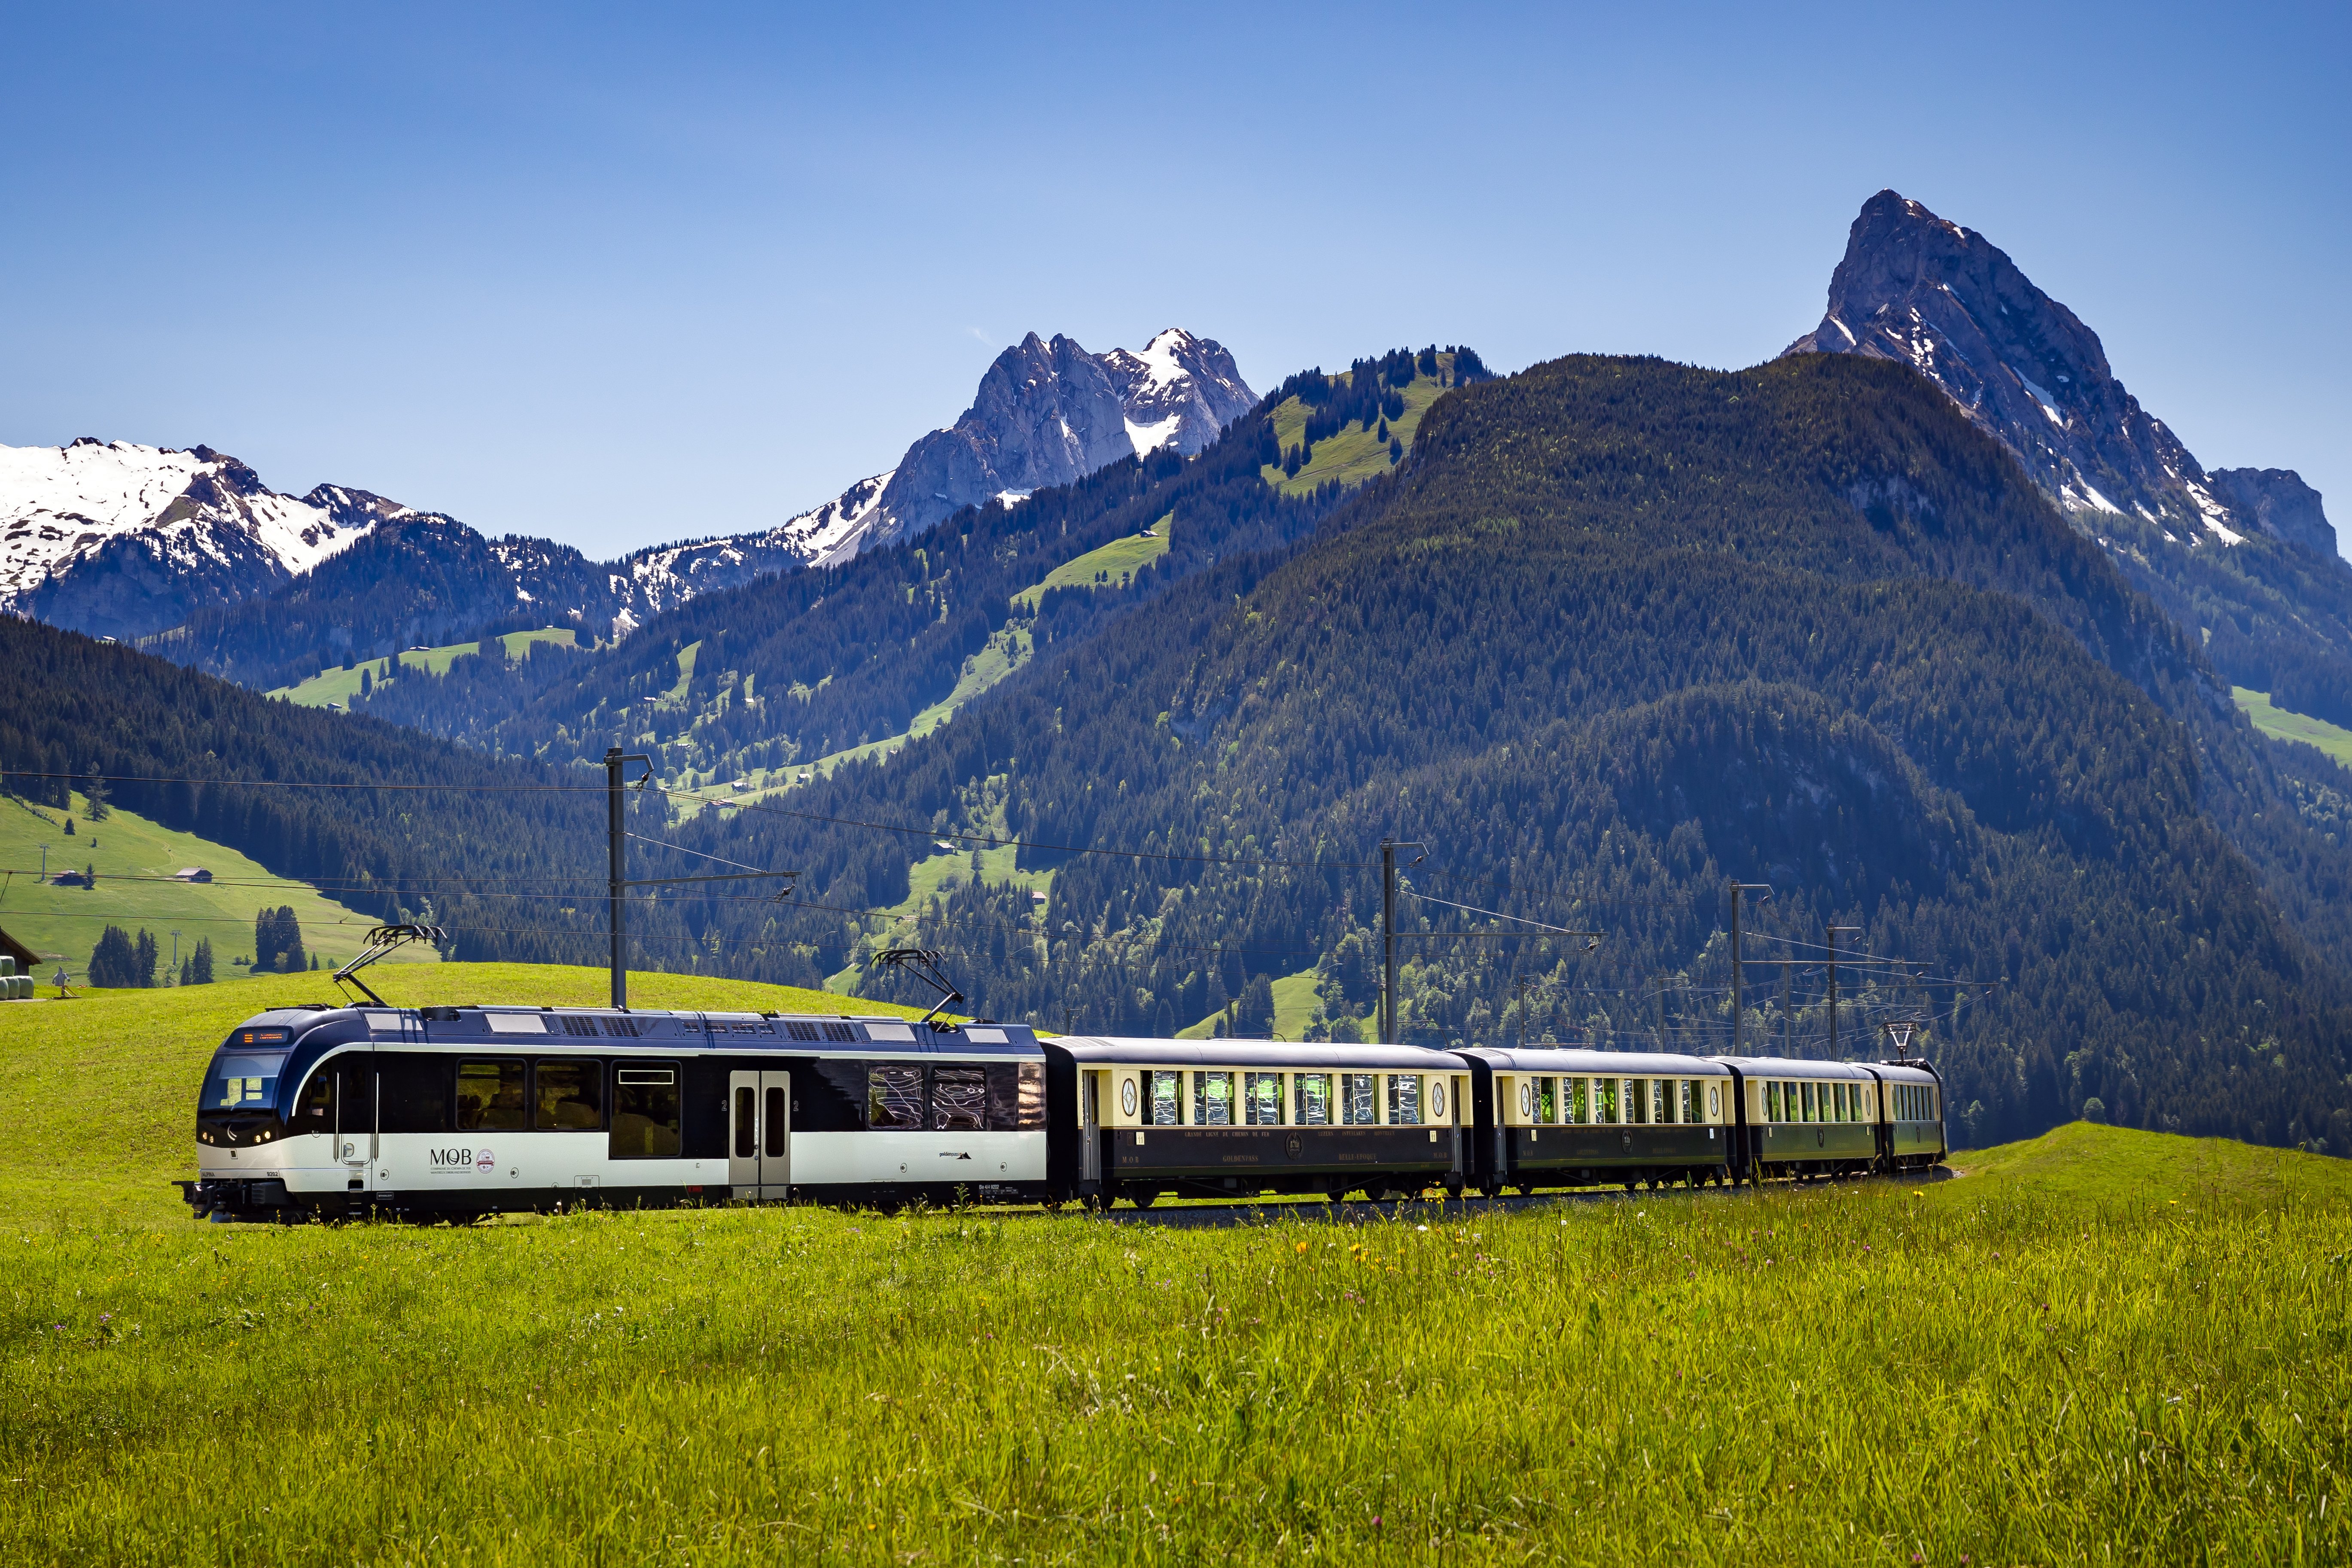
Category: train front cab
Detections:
[
  {"x1": 1459, "y1": 1049, "x2": 1737, "y2": 1193},
  {"x1": 1054, "y1": 1039, "x2": 1469, "y2": 1206}
]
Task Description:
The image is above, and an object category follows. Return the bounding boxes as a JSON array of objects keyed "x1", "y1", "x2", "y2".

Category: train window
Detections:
[
  {"x1": 1143, "y1": 1070, "x2": 1182, "y2": 1126},
  {"x1": 1764, "y1": 1082, "x2": 1780, "y2": 1122},
  {"x1": 1679, "y1": 1080, "x2": 1698, "y2": 1124},
  {"x1": 1193, "y1": 1072, "x2": 1235, "y2": 1127},
  {"x1": 534, "y1": 1060, "x2": 603, "y2": 1131},
  {"x1": 1017, "y1": 1062, "x2": 1047, "y2": 1128},
  {"x1": 1627, "y1": 1079, "x2": 1648, "y2": 1125},
  {"x1": 868, "y1": 1067, "x2": 925, "y2": 1130},
  {"x1": 1243, "y1": 1073, "x2": 1284, "y2": 1126},
  {"x1": 734, "y1": 1087, "x2": 756, "y2": 1156},
  {"x1": 1536, "y1": 1077, "x2": 1557, "y2": 1123},
  {"x1": 1801, "y1": 1082, "x2": 1816, "y2": 1123},
  {"x1": 1653, "y1": 1079, "x2": 1673, "y2": 1125},
  {"x1": 1387, "y1": 1075, "x2": 1423, "y2": 1126},
  {"x1": 1295, "y1": 1073, "x2": 1333, "y2": 1126},
  {"x1": 457, "y1": 1060, "x2": 527, "y2": 1131},
  {"x1": 1593, "y1": 1077, "x2": 1618, "y2": 1124},
  {"x1": 204, "y1": 1050, "x2": 286, "y2": 1111},
  {"x1": 1569, "y1": 1077, "x2": 1589, "y2": 1124},
  {"x1": 1340, "y1": 1073, "x2": 1378, "y2": 1125},
  {"x1": 931, "y1": 1067, "x2": 987, "y2": 1132},
  {"x1": 612, "y1": 1067, "x2": 681, "y2": 1159},
  {"x1": 379, "y1": 1056, "x2": 451, "y2": 1134},
  {"x1": 296, "y1": 1069, "x2": 332, "y2": 1126}
]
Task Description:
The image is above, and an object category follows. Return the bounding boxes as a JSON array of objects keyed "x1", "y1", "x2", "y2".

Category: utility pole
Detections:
[
  {"x1": 1378, "y1": 839, "x2": 1423, "y2": 1045},
  {"x1": 603, "y1": 744, "x2": 789, "y2": 1009},
  {"x1": 1514, "y1": 974, "x2": 1529, "y2": 1050},
  {"x1": 1728, "y1": 883, "x2": 1772, "y2": 1056},
  {"x1": 1657, "y1": 978, "x2": 1669, "y2": 1050},
  {"x1": 1779, "y1": 959, "x2": 1793, "y2": 1056},
  {"x1": 1825, "y1": 925, "x2": 1861, "y2": 1060}
]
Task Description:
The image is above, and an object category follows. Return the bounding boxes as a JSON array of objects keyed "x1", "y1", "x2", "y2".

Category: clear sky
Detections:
[{"x1": 3, "y1": 1, "x2": 2344, "y2": 559}]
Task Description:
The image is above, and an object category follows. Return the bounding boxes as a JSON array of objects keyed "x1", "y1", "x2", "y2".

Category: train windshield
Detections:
[{"x1": 202, "y1": 1050, "x2": 289, "y2": 1112}]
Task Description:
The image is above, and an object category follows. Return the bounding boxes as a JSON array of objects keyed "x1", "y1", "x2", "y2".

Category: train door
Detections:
[
  {"x1": 336, "y1": 1050, "x2": 378, "y2": 1196},
  {"x1": 727, "y1": 1069, "x2": 792, "y2": 1200},
  {"x1": 1080, "y1": 1071, "x2": 1103, "y2": 1187}
]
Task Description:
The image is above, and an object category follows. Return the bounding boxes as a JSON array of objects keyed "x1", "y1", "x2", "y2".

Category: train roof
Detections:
[
  {"x1": 1052, "y1": 1036, "x2": 1456, "y2": 1070},
  {"x1": 217, "y1": 1004, "x2": 1041, "y2": 1054},
  {"x1": 1711, "y1": 1055, "x2": 1922, "y2": 1080},
  {"x1": 1457, "y1": 1047, "x2": 1736, "y2": 1077}
]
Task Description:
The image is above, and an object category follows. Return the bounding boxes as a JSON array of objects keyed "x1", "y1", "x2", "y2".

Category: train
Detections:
[{"x1": 178, "y1": 1001, "x2": 1949, "y2": 1222}]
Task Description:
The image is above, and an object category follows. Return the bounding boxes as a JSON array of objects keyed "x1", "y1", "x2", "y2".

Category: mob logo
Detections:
[{"x1": 430, "y1": 1148, "x2": 494, "y2": 1173}]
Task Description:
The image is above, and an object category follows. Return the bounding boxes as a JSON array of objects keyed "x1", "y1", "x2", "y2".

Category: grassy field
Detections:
[
  {"x1": 1261, "y1": 354, "x2": 1460, "y2": 496},
  {"x1": 0, "y1": 791, "x2": 438, "y2": 980},
  {"x1": 4, "y1": 974, "x2": 2346, "y2": 1564},
  {"x1": 2233, "y1": 686, "x2": 2352, "y2": 768},
  {"x1": 272, "y1": 628, "x2": 580, "y2": 708}
]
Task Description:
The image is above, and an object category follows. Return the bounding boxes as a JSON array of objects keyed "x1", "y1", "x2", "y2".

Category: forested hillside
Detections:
[
  {"x1": 343, "y1": 351, "x2": 1484, "y2": 776},
  {"x1": 0, "y1": 618, "x2": 749, "y2": 978},
  {"x1": 642, "y1": 353, "x2": 2352, "y2": 1154}
]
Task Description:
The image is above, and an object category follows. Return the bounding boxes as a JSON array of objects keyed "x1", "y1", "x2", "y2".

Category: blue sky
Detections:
[{"x1": 3, "y1": 1, "x2": 2344, "y2": 558}]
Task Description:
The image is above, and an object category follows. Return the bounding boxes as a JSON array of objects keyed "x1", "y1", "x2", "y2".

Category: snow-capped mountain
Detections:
[
  {"x1": 1784, "y1": 191, "x2": 2334, "y2": 559},
  {"x1": 0, "y1": 438, "x2": 411, "y2": 640},
  {"x1": 795, "y1": 329, "x2": 1255, "y2": 564}
]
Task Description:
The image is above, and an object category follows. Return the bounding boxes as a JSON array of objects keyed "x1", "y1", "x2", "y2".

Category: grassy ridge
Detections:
[
  {"x1": 2233, "y1": 685, "x2": 2352, "y2": 768},
  {"x1": 271, "y1": 627, "x2": 579, "y2": 708}
]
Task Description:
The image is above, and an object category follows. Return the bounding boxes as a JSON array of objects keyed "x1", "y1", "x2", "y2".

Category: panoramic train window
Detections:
[
  {"x1": 611, "y1": 1067, "x2": 680, "y2": 1158},
  {"x1": 1386, "y1": 1074, "x2": 1422, "y2": 1126},
  {"x1": 869, "y1": 1067, "x2": 925, "y2": 1130},
  {"x1": 533, "y1": 1060, "x2": 603, "y2": 1131},
  {"x1": 1193, "y1": 1072, "x2": 1234, "y2": 1127},
  {"x1": 931, "y1": 1067, "x2": 987, "y2": 1132},
  {"x1": 1294, "y1": 1073, "x2": 1333, "y2": 1126},
  {"x1": 1340, "y1": 1072, "x2": 1378, "y2": 1125},
  {"x1": 378, "y1": 1056, "x2": 452, "y2": 1134},
  {"x1": 457, "y1": 1060, "x2": 527, "y2": 1132},
  {"x1": 1243, "y1": 1072, "x2": 1283, "y2": 1126},
  {"x1": 1143, "y1": 1070, "x2": 1182, "y2": 1126}
]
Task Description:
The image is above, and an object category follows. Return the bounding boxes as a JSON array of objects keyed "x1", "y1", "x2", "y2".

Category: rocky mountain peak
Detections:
[
  {"x1": 791, "y1": 328, "x2": 1256, "y2": 563},
  {"x1": 1783, "y1": 189, "x2": 2333, "y2": 560}
]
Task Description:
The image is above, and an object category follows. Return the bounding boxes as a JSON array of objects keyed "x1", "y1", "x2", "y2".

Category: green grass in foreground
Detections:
[
  {"x1": 271, "y1": 628, "x2": 580, "y2": 708},
  {"x1": 2233, "y1": 685, "x2": 2352, "y2": 768},
  {"x1": 0, "y1": 963, "x2": 931, "y2": 1226},
  {"x1": 0, "y1": 791, "x2": 434, "y2": 978},
  {"x1": 4, "y1": 1123, "x2": 2348, "y2": 1563}
]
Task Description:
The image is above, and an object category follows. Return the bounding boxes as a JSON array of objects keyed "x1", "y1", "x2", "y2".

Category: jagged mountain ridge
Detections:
[
  {"x1": 0, "y1": 438, "x2": 411, "y2": 641},
  {"x1": 780, "y1": 328, "x2": 1255, "y2": 566},
  {"x1": 1784, "y1": 189, "x2": 2352, "y2": 726},
  {"x1": 9, "y1": 327, "x2": 1251, "y2": 683}
]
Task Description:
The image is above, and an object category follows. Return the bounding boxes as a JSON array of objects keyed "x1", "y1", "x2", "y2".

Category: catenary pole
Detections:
[
  {"x1": 1729, "y1": 883, "x2": 1771, "y2": 1056},
  {"x1": 1826, "y1": 924, "x2": 1861, "y2": 1060},
  {"x1": 1381, "y1": 840, "x2": 1397, "y2": 1045},
  {"x1": 607, "y1": 747, "x2": 628, "y2": 1008}
]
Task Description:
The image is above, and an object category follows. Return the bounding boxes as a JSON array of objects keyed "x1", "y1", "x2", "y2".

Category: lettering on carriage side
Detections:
[{"x1": 428, "y1": 1148, "x2": 494, "y2": 1174}]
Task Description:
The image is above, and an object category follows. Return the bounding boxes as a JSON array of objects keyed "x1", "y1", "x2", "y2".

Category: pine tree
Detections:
[
  {"x1": 190, "y1": 938, "x2": 214, "y2": 986},
  {"x1": 1237, "y1": 973, "x2": 1276, "y2": 1037},
  {"x1": 62, "y1": 817, "x2": 74, "y2": 837},
  {"x1": 360, "y1": 667, "x2": 372, "y2": 696},
  {"x1": 1389, "y1": 436, "x2": 1404, "y2": 463},
  {"x1": 134, "y1": 929, "x2": 158, "y2": 987},
  {"x1": 88, "y1": 926, "x2": 136, "y2": 987},
  {"x1": 83, "y1": 770, "x2": 109, "y2": 822}
]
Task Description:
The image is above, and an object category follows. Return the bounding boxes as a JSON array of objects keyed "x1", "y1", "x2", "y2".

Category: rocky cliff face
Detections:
[
  {"x1": 1785, "y1": 190, "x2": 2352, "y2": 728},
  {"x1": 1785, "y1": 190, "x2": 2334, "y2": 559},
  {"x1": 842, "y1": 328, "x2": 1255, "y2": 559}
]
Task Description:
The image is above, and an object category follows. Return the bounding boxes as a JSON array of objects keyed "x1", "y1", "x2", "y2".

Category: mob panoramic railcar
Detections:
[{"x1": 180, "y1": 1004, "x2": 1950, "y2": 1221}]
